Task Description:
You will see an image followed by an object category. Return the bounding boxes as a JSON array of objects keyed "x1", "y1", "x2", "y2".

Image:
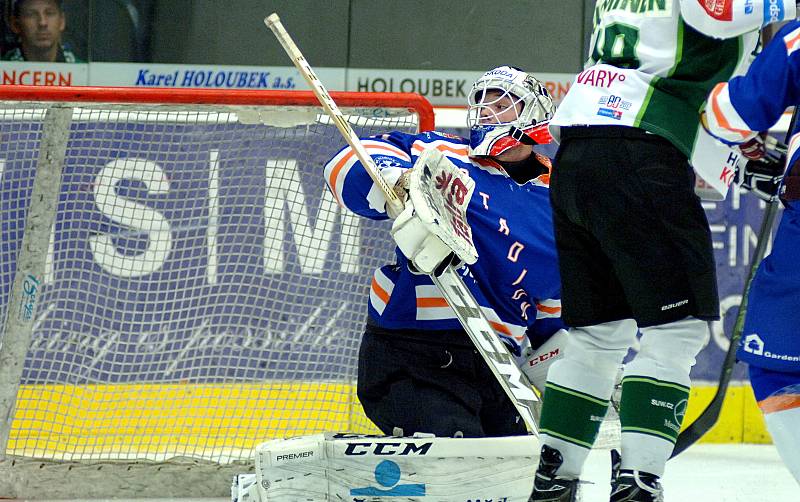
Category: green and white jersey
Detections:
[{"x1": 551, "y1": 0, "x2": 795, "y2": 199}]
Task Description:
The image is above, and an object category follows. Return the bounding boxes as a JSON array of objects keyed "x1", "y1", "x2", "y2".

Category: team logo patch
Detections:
[
  {"x1": 598, "y1": 95, "x2": 632, "y2": 110},
  {"x1": 699, "y1": 0, "x2": 733, "y2": 21},
  {"x1": 743, "y1": 333, "x2": 765, "y2": 356}
]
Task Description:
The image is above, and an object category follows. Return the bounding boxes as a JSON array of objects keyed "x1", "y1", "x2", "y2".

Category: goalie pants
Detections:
[
  {"x1": 357, "y1": 322, "x2": 527, "y2": 438},
  {"x1": 550, "y1": 126, "x2": 720, "y2": 327}
]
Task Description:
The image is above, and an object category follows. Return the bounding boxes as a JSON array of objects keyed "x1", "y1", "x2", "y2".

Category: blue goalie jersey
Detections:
[
  {"x1": 706, "y1": 20, "x2": 800, "y2": 373},
  {"x1": 324, "y1": 131, "x2": 565, "y2": 355}
]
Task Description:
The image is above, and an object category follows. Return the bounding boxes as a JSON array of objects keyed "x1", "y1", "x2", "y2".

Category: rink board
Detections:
[{"x1": 5, "y1": 381, "x2": 768, "y2": 458}]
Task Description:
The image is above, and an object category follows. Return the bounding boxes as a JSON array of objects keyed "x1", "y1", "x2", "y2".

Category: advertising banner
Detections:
[{"x1": 0, "y1": 62, "x2": 575, "y2": 107}]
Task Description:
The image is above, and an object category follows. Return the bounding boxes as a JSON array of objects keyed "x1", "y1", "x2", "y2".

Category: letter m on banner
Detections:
[{"x1": 264, "y1": 159, "x2": 360, "y2": 274}]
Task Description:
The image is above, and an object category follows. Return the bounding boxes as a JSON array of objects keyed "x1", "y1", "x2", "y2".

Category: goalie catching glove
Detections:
[{"x1": 391, "y1": 148, "x2": 479, "y2": 275}]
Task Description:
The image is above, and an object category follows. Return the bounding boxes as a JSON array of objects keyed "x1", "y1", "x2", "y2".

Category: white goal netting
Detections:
[{"x1": 0, "y1": 88, "x2": 434, "y2": 497}]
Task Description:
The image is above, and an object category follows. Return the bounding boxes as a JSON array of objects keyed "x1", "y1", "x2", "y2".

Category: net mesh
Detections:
[{"x1": 0, "y1": 95, "x2": 427, "y2": 464}]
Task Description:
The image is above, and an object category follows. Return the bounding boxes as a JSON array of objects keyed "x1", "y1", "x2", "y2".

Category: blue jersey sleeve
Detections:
[
  {"x1": 706, "y1": 21, "x2": 800, "y2": 142},
  {"x1": 323, "y1": 131, "x2": 417, "y2": 220},
  {"x1": 728, "y1": 21, "x2": 800, "y2": 130}
]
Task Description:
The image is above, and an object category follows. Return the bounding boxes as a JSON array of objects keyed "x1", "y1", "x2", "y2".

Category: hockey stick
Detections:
[
  {"x1": 264, "y1": 13, "x2": 541, "y2": 433},
  {"x1": 671, "y1": 109, "x2": 798, "y2": 458}
]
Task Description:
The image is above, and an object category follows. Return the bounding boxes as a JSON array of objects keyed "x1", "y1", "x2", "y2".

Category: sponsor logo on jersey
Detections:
[
  {"x1": 576, "y1": 68, "x2": 626, "y2": 87},
  {"x1": 743, "y1": 334, "x2": 800, "y2": 362},
  {"x1": 699, "y1": 0, "x2": 733, "y2": 21},
  {"x1": 350, "y1": 459, "x2": 426, "y2": 498},
  {"x1": 599, "y1": 95, "x2": 632, "y2": 110},
  {"x1": 744, "y1": 333, "x2": 765, "y2": 355},
  {"x1": 597, "y1": 107, "x2": 623, "y2": 120},
  {"x1": 744, "y1": 0, "x2": 754, "y2": 14},
  {"x1": 594, "y1": 0, "x2": 672, "y2": 21},
  {"x1": 765, "y1": 0, "x2": 785, "y2": 23}
]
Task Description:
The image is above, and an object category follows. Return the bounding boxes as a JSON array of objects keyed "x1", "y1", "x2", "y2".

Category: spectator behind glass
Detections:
[{"x1": 2, "y1": 0, "x2": 81, "y2": 62}]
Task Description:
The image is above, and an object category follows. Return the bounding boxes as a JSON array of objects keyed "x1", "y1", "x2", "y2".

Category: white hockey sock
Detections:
[
  {"x1": 619, "y1": 316, "x2": 709, "y2": 477},
  {"x1": 539, "y1": 318, "x2": 638, "y2": 478}
]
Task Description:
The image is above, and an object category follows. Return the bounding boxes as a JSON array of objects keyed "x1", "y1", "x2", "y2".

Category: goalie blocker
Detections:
[{"x1": 232, "y1": 433, "x2": 539, "y2": 502}]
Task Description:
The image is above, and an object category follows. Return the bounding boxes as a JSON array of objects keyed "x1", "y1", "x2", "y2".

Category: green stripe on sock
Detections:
[
  {"x1": 619, "y1": 376, "x2": 690, "y2": 443},
  {"x1": 539, "y1": 383, "x2": 610, "y2": 448}
]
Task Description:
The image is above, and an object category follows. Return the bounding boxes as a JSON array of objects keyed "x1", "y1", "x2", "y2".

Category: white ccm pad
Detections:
[
  {"x1": 233, "y1": 432, "x2": 539, "y2": 502},
  {"x1": 391, "y1": 148, "x2": 478, "y2": 274}
]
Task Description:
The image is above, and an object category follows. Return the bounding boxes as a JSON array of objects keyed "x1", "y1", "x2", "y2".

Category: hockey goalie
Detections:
[{"x1": 231, "y1": 61, "x2": 575, "y2": 501}]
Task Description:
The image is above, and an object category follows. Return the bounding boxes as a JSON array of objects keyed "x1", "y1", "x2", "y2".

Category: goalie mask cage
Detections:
[{"x1": 0, "y1": 86, "x2": 434, "y2": 498}]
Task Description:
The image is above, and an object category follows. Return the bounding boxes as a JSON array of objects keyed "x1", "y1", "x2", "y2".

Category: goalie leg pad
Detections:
[{"x1": 252, "y1": 433, "x2": 540, "y2": 502}]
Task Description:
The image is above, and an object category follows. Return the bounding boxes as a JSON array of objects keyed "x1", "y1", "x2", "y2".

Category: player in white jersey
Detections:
[
  {"x1": 530, "y1": 2, "x2": 796, "y2": 501},
  {"x1": 703, "y1": 18, "x2": 800, "y2": 486},
  {"x1": 323, "y1": 66, "x2": 566, "y2": 439}
]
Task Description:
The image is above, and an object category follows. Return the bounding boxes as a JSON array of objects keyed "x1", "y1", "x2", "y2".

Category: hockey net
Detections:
[{"x1": 0, "y1": 87, "x2": 433, "y2": 498}]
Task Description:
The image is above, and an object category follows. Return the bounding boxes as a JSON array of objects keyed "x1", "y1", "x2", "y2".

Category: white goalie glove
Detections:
[{"x1": 390, "y1": 148, "x2": 479, "y2": 275}]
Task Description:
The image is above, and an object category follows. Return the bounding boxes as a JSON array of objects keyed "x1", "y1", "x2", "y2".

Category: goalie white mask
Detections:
[{"x1": 467, "y1": 66, "x2": 555, "y2": 157}]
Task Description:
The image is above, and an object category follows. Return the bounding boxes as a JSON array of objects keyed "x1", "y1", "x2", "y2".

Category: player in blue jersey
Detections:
[
  {"x1": 703, "y1": 19, "x2": 800, "y2": 485},
  {"x1": 324, "y1": 66, "x2": 566, "y2": 438}
]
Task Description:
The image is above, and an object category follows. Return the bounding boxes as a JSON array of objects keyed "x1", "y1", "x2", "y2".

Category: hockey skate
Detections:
[
  {"x1": 609, "y1": 449, "x2": 664, "y2": 502},
  {"x1": 529, "y1": 444, "x2": 579, "y2": 502}
]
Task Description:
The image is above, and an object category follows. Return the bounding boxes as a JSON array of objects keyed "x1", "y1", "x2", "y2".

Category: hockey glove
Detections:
[
  {"x1": 737, "y1": 156, "x2": 786, "y2": 203},
  {"x1": 390, "y1": 149, "x2": 478, "y2": 275},
  {"x1": 738, "y1": 133, "x2": 767, "y2": 160}
]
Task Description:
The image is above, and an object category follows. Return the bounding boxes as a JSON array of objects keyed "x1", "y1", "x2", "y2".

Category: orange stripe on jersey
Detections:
[
  {"x1": 785, "y1": 29, "x2": 800, "y2": 55},
  {"x1": 758, "y1": 393, "x2": 800, "y2": 414},
  {"x1": 412, "y1": 142, "x2": 469, "y2": 156},
  {"x1": 537, "y1": 304, "x2": 561, "y2": 315},
  {"x1": 365, "y1": 142, "x2": 410, "y2": 159},
  {"x1": 371, "y1": 277, "x2": 390, "y2": 304},
  {"x1": 416, "y1": 297, "x2": 449, "y2": 308},
  {"x1": 328, "y1": 149, "x2": 356, "y2": 206},
  {"x1": 488, "y1": 320, "x2": 512, "y2": 337},
  {"x1": 709, "y1": 84, "x2": 752, "y2": 139}
]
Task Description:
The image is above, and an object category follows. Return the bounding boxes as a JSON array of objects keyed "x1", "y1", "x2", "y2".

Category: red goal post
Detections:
[{"x1": 0, "y1": 86, "x2": 433, "y2": 498}]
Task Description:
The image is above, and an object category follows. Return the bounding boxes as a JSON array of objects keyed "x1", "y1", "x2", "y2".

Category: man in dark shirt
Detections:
[{"x1": 2, "y1": 0, "x2": 80, "y2": 62}]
